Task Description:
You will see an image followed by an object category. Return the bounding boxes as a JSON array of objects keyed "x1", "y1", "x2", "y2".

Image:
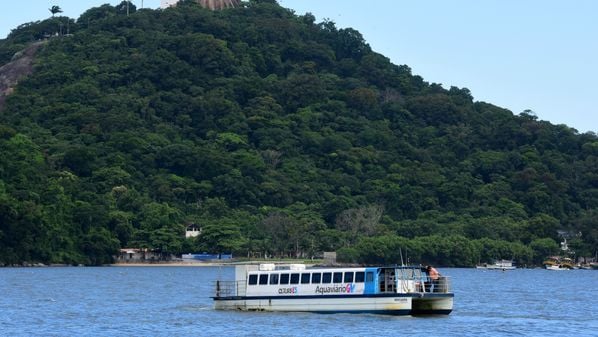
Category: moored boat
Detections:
[
  {"x1": 543, "y1": 256, "x2": 575, "y2": 270},
  {"x1": 545, "y1": 264, "x2": 570, "y2": 271},
  {"x1": 476, "y1": 259, "x2": 516, "y2": 270},
  {"x1": 212, "y1": 264, "x2": 453, "y2": 315}
]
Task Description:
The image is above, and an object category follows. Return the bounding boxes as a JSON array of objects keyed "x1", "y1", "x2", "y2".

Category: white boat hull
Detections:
[
  {"x1": 487, "y1": 266, "x2": 516, "y2": 270},
  {"x1": 214, "y1": 295, "x2": 412, "y2": 315},
  {"x1": 411, "y1": 294, "x2": 454, "y2": 315}
]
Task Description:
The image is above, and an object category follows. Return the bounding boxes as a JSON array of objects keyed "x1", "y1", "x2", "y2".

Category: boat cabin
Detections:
[
  {"x1": 213, "y1": 263, "x2": 453, "y2": 315},
  {"x1": 222, "y1": 264, "x2": 444, "y2": 298}
]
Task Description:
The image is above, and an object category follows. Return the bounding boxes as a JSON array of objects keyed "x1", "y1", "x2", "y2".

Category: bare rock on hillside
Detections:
[{"x1": 0, "y1": 41, "x2": 45, "y2": 111}]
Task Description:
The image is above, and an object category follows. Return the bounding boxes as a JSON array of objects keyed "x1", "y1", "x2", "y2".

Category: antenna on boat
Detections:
[{"x1": 399, "y1": 248, "x2": 404, "y2": 267}]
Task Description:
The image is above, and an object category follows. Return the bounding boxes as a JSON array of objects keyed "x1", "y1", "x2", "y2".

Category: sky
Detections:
[{"x1": 1, "y1": 0, "x2": 597, "y2": 133}]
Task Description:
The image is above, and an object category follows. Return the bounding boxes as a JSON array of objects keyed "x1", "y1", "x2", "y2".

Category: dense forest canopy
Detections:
[{"x1": 0, "y1": 0, "x2": 596, "y2": 266}]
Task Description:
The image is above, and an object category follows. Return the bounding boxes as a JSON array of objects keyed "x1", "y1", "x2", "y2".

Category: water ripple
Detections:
[{"x1": 0, "y1": 267, "x2": 596, "y2": 336}]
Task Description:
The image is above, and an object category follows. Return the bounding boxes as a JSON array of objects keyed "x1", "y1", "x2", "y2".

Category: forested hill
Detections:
[{"x1": 0, "y1": 0, "x2": 596, "y2": 266}]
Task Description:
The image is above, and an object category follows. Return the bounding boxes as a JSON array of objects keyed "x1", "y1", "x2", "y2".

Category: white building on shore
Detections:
[{"x1": 160, "y1": 0, "x2": 180, "y2": 8}]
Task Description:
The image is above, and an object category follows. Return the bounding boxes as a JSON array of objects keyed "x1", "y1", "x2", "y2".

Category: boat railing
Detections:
[
  {"x1": 212, "y1": 276, "x2": 451, "y2": 297},
  {"x1": 213, "y1": 280, "x2": 246, "y2": 298},
  {"x1": 394, "y1": 268, "x2": 451, "y2": 294},
  {"x1": 434, "y1": 276, "x2": 451, "y2": 293},
  {"x1": 414, "y1": 276, "x2": 451, "y2": 293}
]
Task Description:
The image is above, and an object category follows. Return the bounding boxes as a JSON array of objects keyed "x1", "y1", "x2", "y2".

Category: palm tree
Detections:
[{"x1": 49, "y1": 5, "x2": 63, "y2": 17}]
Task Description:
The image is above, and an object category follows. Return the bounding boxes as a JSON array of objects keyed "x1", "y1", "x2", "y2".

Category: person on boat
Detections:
[{"x1": 426, "y1": 265, "x2": 440, "y2": 292}]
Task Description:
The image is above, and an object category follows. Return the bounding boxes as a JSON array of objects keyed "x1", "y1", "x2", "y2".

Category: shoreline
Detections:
[
  {"x1": 110, "y1": 261, "x2": 229, "y2": 267},
  {"x1": 111, "y1": 259, "x2": 324, "y2": 267},
  {"x1": 2, "y1": 259, "x2": 324, "y2": 268}
]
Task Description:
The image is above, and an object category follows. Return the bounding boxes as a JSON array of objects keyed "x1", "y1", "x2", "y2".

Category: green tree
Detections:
[
  {"x1": 81, "y1": 228, "x2": 120, "y2": 265},
  {"x1": 198, "y1": 222, "x2": 246, "y2": 254},
  {"x1": 529, "y1": 238, "x2": 559, "y2": 265},
  {"x1": 150, "y1": 226, "x2": 185, "y2": 258}
]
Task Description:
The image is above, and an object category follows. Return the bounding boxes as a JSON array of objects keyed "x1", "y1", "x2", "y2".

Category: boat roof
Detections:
[{"x1": 249, "y1": 264, "x2": 428, "y2": 272}]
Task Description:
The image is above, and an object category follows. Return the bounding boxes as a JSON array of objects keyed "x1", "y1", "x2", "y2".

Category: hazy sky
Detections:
[{"x1": 1, "y1": 0, "x2": 596, "y2": 133}]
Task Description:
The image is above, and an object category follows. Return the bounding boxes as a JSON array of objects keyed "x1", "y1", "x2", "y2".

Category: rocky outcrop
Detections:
[
  {"x1": 162, "y1": 0, "x2": 241, "y2": 10},
  {"x1": 198, "y1": 0, "x2": 240, "y2": 10},
  {"x1": 0, "y1": 41, "x2": 45, "y2": 111}
]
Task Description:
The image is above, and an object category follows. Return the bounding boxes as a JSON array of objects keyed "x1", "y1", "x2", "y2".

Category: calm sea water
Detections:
[{"x1": 1, "y1": 266, "x2": 596, "y2": 336}]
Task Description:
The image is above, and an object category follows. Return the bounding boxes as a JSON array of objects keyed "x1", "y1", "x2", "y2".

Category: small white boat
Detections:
[
  {"x1": 545, "y1": 264, "x2": 571, "y2": 271},
  {"x1": 476, "y1": 260, "x2": 516, "y2": 270},
  {"x1": 212, "y1": 264, "x2": 453, "y2": 315}
]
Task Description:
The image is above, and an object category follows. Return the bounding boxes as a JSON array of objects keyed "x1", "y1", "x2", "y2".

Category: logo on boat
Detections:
[
  {"x1": 315, "y1": 283, "x2": 355, "y2": 294},
  {"x1": 278, "y1": 287, "x2": 298, "y2": 294}
]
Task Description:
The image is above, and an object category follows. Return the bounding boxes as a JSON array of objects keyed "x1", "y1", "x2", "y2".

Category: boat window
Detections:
[
  {"x1": 344, "y1": 272, "x2": 354, "y2": 283},
  {"x1": 322, "y1": 272, "x2": 332, "y2": 283},
  {"x1": 301, "y1": 273, "x2": 310, "y2": 284},
  {"x1": 270, "y1": 273, "x2": 279, "y2": 285},
  {"x1": 280, "y1": 273, "x2": 290, "y2": 284},
  {"x1": 312, "y1": 272, "x2": 321, "y2": 284},
  {"x1": 259, "y1": 274, "x2": 268, "y2": 285},
  {"x1": 333, "y1": 272, "x2": 342, "y2": 283},
  {"x1": 355, "y1": 271, "x2": 365, "y2": 283},
  {"x1": 366, "y1": 272, "x2": 374, "y2": 282},
  {"x1": 290, "y1": 273, "x2": 300, "y2": 284},
  {"x1": 248, "y1": 274, "x2": 258, "y2": 285}
]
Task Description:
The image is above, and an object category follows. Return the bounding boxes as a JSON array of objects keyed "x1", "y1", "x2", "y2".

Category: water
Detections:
[{"x1": 1, "y1": 267, "x2": 596, "y2": 336}]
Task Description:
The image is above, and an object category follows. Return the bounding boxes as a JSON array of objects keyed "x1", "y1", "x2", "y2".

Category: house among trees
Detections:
[
  {"x1": 116, "y1": 248, "x2": 162, "y2": 263},
  {"x1": 185, "y1": 224, "x2": 202, "y2": 238}
]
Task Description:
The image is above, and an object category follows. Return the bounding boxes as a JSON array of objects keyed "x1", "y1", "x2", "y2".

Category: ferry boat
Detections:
[{"x1": 212, "y1": 264, "x2": 453, "y2": 315}]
